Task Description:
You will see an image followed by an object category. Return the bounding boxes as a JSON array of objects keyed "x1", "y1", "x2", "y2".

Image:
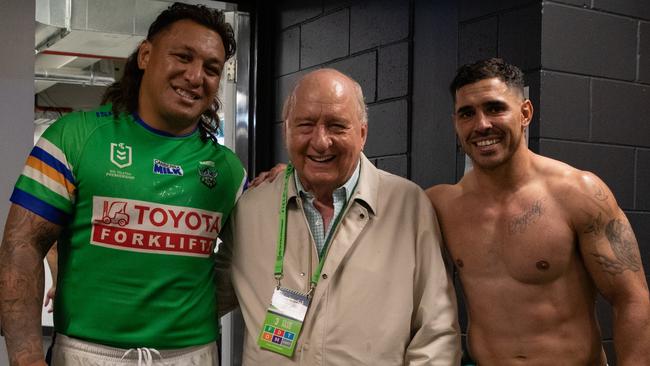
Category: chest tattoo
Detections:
[{"x1": 508, "y1": 200, "x2": 544, "y2": 235}]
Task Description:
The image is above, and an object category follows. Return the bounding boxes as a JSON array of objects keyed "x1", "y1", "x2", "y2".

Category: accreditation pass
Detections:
[{"x1": 258, "y1": 287, "x2": 310, "y2": 357}]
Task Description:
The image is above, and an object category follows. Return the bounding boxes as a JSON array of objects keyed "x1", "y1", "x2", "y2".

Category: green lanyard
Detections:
[{"x1": 274, "y1": 164, "x2": 353, "y2": 295}]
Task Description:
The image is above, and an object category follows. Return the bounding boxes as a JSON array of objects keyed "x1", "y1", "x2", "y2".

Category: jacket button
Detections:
[{"x1": 322, "y1": 273, "x2": 328, "y2": 279}]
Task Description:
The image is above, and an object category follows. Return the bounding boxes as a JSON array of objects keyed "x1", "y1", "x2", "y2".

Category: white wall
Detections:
[
  {"x1": 0, "y1": 0, "x2": 36, "y2": 364},
  {"x1": 0, "y1": 0, "x2": 35, "y2": 229}
]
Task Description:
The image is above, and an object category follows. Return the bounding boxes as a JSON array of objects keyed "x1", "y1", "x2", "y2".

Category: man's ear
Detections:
[
  {"x1": 521, "y1": 99, "x2": 534, "y2": 128},
  {"x1": 137, "y1": 40, "x2": 152, "y2": 70},
  {"x1": 283, "y1": 119, "x2": 289, "y2": 149},
  {"x1": 360, "y1": 122, "x2": 368, "y2": 150}
]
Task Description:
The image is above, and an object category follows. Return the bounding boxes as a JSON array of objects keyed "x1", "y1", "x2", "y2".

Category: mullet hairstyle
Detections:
[
  {"x1": 449, "y1": 58, "x2": 525, "y2": 102},
  {"x1": 101, "y1": 2, "x2": 236, "y2": 142}
]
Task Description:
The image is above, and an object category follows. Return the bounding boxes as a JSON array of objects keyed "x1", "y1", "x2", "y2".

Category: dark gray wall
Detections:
[{"x1": 270, "y1": 0, "x2": 413, "y2": 178}]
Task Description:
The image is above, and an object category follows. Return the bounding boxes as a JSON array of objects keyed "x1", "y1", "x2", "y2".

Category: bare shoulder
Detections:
[
  {"x1": 536, "y1": 156, "x2": 609, "y2": 197},
  {"x1": 534, "y1": 155, "x2": 619, "y2": 226},
  {"x1": 425, "y1": 183, "x2": 460, "y2": 210}
]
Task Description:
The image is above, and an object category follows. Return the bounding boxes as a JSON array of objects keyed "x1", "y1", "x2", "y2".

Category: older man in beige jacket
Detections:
[{"x1": 217, "y1": 68, "x2": 460, "y2": 365}]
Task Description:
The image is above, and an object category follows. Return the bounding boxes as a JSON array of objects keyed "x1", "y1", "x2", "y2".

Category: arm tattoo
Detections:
[
  {"x1": 508, "y1": 200, "x2": 544, "y2": 235},
  {"x1": 584, "y1": 212, "x2": 604, "y2": 236},
  {"x1": 0, "y1": 206, "x2": 60, "y2": 366},
  {"x1": 591, "y1": 219, "x2": 641, "y2": 275},
  {"x1": 594, "y1": 187, "x2": 608, "y2": 202}
]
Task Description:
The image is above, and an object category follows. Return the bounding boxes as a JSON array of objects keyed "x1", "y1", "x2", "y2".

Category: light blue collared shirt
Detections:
[{"x1": 295, "y1": 161, "x2": 360, "y2": 257}]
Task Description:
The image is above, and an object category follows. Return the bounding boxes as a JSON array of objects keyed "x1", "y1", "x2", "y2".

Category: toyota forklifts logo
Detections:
[
  {"x1": 110, "y1": 143, "x2": 132, "y2": 169},
  {"x1": 101, "y1": 201, "x2": 130, "y2": 226},
  {"x1": 90, "y1": 196, "x2": 222, "y2": 257}
]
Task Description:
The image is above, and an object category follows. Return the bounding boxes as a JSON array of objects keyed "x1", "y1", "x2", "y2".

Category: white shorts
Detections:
[{"x1": 51, "y1": 334, "x2": 219, "y2": 366}]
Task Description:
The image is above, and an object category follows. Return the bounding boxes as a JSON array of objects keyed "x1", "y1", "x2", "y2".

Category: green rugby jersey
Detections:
[{"x1": 11, "y1": 104, "x2": 246, "y2": 348}]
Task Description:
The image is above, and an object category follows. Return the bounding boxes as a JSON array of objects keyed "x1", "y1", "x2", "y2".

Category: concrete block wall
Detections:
[{"x1": 271, "y1": 0, "x2": 412, "y2": 178}]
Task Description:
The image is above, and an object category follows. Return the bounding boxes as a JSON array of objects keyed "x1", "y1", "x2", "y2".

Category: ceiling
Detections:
[{"x1": 34, "y1": 0, "x2": 234, "y2": 103}]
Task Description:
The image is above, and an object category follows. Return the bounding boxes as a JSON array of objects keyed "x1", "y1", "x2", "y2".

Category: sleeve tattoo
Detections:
[
  {"x1": 591, "y1": 219, "x2": 642, "y2": 275},
  {"x1": 580, "y1": 184, "x2": 641, "y2": 276}
]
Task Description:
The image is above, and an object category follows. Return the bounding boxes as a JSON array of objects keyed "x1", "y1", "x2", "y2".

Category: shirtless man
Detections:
[{"x1": 426, "y1": 58, "x2": 650, "y2": 365}]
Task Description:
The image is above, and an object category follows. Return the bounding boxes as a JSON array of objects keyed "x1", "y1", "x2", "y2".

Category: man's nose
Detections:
[
  {"x1": 475, "y1": 111, "x2": 492, "y2": 131},
  {"x1": 311, "y1": 125, "x2": 332, "y2": 150},
  {"x1": 184, "y1": 61, "x2": 203, "y2": 86}
]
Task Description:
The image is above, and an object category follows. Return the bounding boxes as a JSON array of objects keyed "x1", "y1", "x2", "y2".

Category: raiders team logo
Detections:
[{"x1": 198, "y1": 161, "x2": 218, "y2": 188}]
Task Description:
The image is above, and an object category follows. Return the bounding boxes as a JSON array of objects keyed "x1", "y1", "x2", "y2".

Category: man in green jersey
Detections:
[{"x1": 0, "y1": 3, "x2": 246, "y2": 365}]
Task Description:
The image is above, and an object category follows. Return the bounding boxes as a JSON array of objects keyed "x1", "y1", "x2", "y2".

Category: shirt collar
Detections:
[
  {"x1": 294, "y1": 160, "x2": 361, "y2": 202},
  {"x1": 132, "y1": 113, "x2": 198, "y2": 138}
]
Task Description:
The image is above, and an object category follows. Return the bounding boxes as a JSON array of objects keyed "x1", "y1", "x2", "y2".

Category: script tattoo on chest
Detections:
[
  {"x1": 592, "y1": 219, "x2": 641, "y2": 275},
  {"x1": 508, "y1": 200, "x2": 544, "y2": 235}
]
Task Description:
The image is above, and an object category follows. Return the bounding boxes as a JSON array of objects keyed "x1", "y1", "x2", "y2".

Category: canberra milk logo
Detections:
[
  {"x1": 90, "y1": 196, "x2": 223, "y2": 257},
  {"x1": 110, "y1": 143, "x2": 132, "y2": 169},
  {"x1": 153, "y1": 159, "x2": 184, "y2": 176}
]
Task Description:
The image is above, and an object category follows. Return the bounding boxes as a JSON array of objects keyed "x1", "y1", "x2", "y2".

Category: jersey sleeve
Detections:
[
  {"x1": 217, "y1": 148, "x2": 247, "y2": 227},
  {"x1": 236, "y1": 169, "x2": 248, "y2": 202},
  {"x1": 10, "y1": 111, "x2": 87, "y2": 225}
]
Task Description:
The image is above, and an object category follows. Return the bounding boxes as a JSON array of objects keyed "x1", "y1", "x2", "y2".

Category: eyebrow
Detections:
[
  {"x1": 455, "y1": 105, "x2": 473, "y2": 115},
  {"x1": 176, "y1": 45, "x2": 224, "y2": 65},
  {"x1": 484, "y1": 100, "x2": 507, "y2": 109}
]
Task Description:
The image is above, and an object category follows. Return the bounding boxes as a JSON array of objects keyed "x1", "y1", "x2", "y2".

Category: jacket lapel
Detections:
[{"x1": 309, "y1": 154, "x2": 378, "y2": 307}]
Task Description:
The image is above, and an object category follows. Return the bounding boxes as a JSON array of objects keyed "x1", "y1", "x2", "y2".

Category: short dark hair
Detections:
[
  {"x1": 449, "y1": 58, "x2": 525, "y2": 101},
  {"x1": 102, "y1": 2, "x2": 236, "y2": 141}
]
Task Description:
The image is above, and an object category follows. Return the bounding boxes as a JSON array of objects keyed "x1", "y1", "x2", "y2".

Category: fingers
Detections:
[
  {"x1": 269, "y1": 164, "x2": 287, "y2": 181},
  {"x1": 249, "y1": 172, "x2": 270, "y2": 188},
  {"x1": 44, "y1": 287, "x2": 55, "y2": 313},
  {"x1": 249, "y1": 164, "x2": 288, "y2": 188}
]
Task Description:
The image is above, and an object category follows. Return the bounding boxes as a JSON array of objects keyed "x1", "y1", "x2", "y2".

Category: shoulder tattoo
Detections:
[
  {"x1": 584, "y1": 212, "x2": 604, "y2": 236},
  {"x1": 594, "y1": 187, "x2": 608, "y2": 202}
]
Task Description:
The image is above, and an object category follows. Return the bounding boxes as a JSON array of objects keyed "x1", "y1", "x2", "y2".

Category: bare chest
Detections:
[{"x1": 440, "y1": 195, "x2": 576, "y2": 284}]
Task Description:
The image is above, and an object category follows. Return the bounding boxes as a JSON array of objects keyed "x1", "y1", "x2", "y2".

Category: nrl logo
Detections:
[
  {"x1": 110, "y1": 143, "x2": 132, "y2": 169},
  {"x1": 198, "y1": 161, "x2": 218, "y2": 188}
]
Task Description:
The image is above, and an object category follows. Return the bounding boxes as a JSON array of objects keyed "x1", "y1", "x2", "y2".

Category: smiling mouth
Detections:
[
  {"x1": 308, "y1": 155, "x2": 335, "y2": 163},
  {"x1": 174, "y1": 88, "x2": 200, "y2": 101},
  {"x1": 475, "y1": 138, "x2": 500, "y2": 147}
]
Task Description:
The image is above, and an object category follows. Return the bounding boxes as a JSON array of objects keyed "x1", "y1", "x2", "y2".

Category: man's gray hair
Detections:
[{"x1": 282, "y1": 69, "x2": 368, "y2": 124}]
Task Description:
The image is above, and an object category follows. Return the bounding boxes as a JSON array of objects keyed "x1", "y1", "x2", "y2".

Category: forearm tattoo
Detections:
[
  {"x1": 591, "y1": 218, "x2": 642, "y2": 275},
  {"x1": 0, "y1": 207, "x2": 59, "y2": 366}
]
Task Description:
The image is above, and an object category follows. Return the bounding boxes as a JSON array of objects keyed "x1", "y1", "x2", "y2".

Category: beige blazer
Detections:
[{"x1": 217, "y1": 155, "x2": 460, "y2": 365}]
